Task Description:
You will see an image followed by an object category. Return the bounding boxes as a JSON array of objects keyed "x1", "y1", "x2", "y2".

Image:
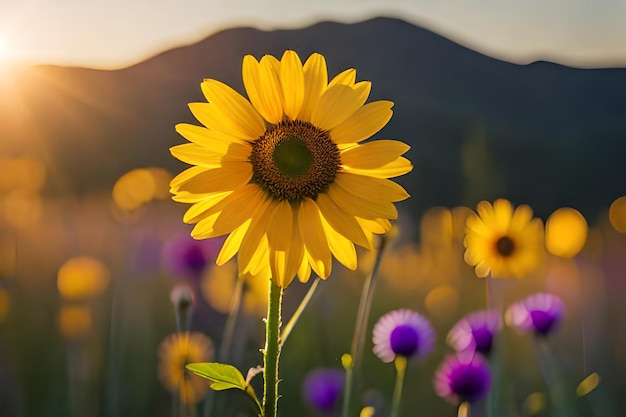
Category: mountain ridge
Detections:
[{"x1": 1, "y1": 17, "x2": 624, "y2": 220}]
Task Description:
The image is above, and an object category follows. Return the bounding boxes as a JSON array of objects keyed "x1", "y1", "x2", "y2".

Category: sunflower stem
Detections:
[
  {"x1": 280, "y1": 277, "x2": 320, "y2": 345},
  {"x1": 263, "y1": 279, "x2": 283, "y2": 417},
  {"x1": 391, "y1": 356, "x2": 407, "y2": 417},
  {"x1": 342, "y1": 235, "x2": 388, "y2": 417}
]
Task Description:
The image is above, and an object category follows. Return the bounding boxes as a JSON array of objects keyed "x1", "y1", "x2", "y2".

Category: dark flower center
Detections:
[
  {"x1": 471, "y1": 326, "x2": 494, "y2": 355},
  {"x1": 529, "y1": 310, "x2": 559, "y2": 336},
  {"x1": 389, "y1": 324, "x2": 420, "y2": 357},
  {"x1": 495, "y1": 236, "x2": 515, "y2": 257},
  {"x1": 450, "y1": 364, "x2": 491, "y2": 403},
  {"x1": 250, "y1": 120, "x2": 340, "y2": 202}
]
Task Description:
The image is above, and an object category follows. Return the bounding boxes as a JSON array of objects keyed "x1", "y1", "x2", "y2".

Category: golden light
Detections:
[
  {"x1": 424, "y1": 284, "x2": 459, "y2": 322},
  {"x1": 58, "y1": 305, "x2": 92, "y2": 340},
  {"x1": 576, "y1": 372, "x2": 600, "y2": 396},
  {"x1": 57, "y1": 256, "x2": 110, "y2": 300},
  {"x1": 545, "y1": 207, "x2": 588, "y2": 258},
  {"x1": 609, "y1": 196, "x2": 626, "y2": 233}
]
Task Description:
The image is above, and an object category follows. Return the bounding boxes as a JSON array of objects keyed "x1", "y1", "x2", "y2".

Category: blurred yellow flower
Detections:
[
  {"x1": 57, "y1": 256, "x2": 110, "y2": 300},
  {"x1": 464, "y1": 199, "x2": 543, "y2": 278},
  {"x1": 200, "y1": 260, "x2": 269, "y2": 317},
  {"x1": 170, "y1": 50, "x2": 412, "y2": 288},
  {"x1": 158, "y1": 332, "x2": 214, "y2": 404}
]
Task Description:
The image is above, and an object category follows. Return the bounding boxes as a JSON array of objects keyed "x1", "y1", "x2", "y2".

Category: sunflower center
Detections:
[
  {"x1": 495, "y1": 236, "x2": 515, "y2": 257},
  {"x1": 250, "y1": 120, "x2": 340, "y2": 201}
]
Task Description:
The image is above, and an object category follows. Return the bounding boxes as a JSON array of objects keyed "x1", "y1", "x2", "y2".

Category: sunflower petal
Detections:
[
  {"x1": 311, "y1": 84, "x2": 366, "y2": 130},
  {"x1": 182, "y1": 191, "x2": 232, "y2": 224},
  {"x1": 217, "y1": 219, "x2": 250, "y2": 265},
  {"x1": 328, "y1": 68, "x2": 356, "y2": 87},
  {"x1": 172, "y1": 162, "x2": 252, "y2": 195},
  {"x1": 297, "y1": 256, "x2": 312, "y2": 283},
  {"x1": 175, "y1": 123, "x2": 247, "y2": 147},
  {"x1": 327, "y1": 181, "x2": 397, "y2": 221},
  {"x1": 298, "y1": 198, "x2": 332, "y2": 278},
  {"x1": 335, "y1": 172, "x2": 409, "y2": 202},
  {"x1": 170, "y1": 143, "x2": 250, "y2": 167},
  {"x1": 316, "y1": 193, "x2": 372, "y2": 249},
  {"x1": 330, "y1": 101, "x2": 394, "y2": 144},
  {"x1": 319, "y1": 214, "x2": 357, "y2": 270},
  {"x1": 298, "y1": 53, "x2": 328, "y2": 120},
  {"x1": 341, "y1": 157, "x2": 413, "y2": 178},
  {"x1": 200, "y1": 79, "x2": 266, "y2": 139},
  {"x1": 340, "y1": 140, "x2": 409, "y2": 170},
  {"x1": 238, "y1": 204, "x2": 272, "y2": 275},
  {"x1": 266, "y1": 201, "x2": 301, "y2": 288},
  {"x1": 279, "y1": 50, "x2": 305, "y2": 120},
  {"x1": 242, "y1": 55, "x2": 284, "y2": 124},
  {"x1": 210, "y1": 184, "x2": 268, "y2": 236}
]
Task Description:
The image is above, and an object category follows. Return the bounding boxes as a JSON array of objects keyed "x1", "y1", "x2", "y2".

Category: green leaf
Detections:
[{"x1": 186, "y1": 362, "x2": 246, "y2": 392}]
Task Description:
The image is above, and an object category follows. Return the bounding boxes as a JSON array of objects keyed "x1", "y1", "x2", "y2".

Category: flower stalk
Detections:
[
  {"x1": 263, "y1": 279, "x2": 283, "y2": 417},
  {"x1": 342, "y1": 234, "x2": 388, "y2": 417},
  {"x1": 391, "y1": 356, "x2": 407, "y2": 417}
]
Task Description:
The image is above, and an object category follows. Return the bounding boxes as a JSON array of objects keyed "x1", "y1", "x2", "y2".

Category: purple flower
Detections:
[
  {"x1": 447, "y1": 310, "x2": 502, "y2": 356},
  {"x1": 505, "y1": 293, "x2": 565, "y2": 336},
  {"x1": 162, "y1": 233, "x2": 221, "y2": 280},
  {"x1": 302, "y1": 368, "x2": 345, "y2": 411},
  {"x1": 372, "y1": 309, "x2": 435, "y2": 363},
  {"x1": 434, "y1": 353, "x2": 491, "y2": 404}
]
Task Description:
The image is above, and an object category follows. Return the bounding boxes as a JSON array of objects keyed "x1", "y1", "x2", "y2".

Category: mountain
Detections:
[{"x1": 1, "y1": 17, "x2": 625, "y2": 220}]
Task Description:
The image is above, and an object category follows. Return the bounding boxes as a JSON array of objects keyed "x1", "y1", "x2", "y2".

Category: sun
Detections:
[{"x1": 0, "y1": 37, "x2": 17, "y2": 66}]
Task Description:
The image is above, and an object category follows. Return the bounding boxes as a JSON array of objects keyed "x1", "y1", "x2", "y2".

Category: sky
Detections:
[{"x1": 1, "y1": 0, "x2": 626, "y2": 69}]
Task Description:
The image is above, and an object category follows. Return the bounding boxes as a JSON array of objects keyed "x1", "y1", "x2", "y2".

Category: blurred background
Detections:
[{"x1": 0, "y1": 1, "x2": 625, "y2": 416}]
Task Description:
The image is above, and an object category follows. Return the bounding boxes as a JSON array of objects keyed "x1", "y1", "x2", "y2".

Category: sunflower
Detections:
[
  {"x1": 463, "y1": 199, "x2": 544, "y2": 279},
  {"x1": 158, "y1": 332, "x2": 214, "y2": 404},
  {"x1": 170, "y1": 50, "x2": 412, "y2": 288}
]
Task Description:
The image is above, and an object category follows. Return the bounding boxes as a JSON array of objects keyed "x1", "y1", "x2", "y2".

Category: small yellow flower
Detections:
[
  {"x1": 158, "y1": 332, "x2": 214, "y2": 404},
  {"x1": 464, "y1": 199, "x2": 544, "y2": 278},
  {"x1": 170, "y1": 50, "x2": 412, "y2": 288}
]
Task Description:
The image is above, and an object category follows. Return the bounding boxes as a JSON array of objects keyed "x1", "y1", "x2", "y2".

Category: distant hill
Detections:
[{"x1": 1, "y1": 17, "x2": 625, "y2": 220}]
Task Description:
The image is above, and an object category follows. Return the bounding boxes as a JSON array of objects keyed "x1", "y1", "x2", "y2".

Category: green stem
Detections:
[
  {"x1": 391, "y1": 356, "x2": 407, "y2": 417},
  {"x1": 263, "y1": 279, "x2": 283, "y2": 417},
  {"x1": 342, "y1": 235, "x2": 388, "y2": 417}
]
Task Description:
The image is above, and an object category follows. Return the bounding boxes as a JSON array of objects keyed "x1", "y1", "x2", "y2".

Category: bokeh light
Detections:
[
  {"x1": 424, "y1": 284, "x2": 459, "y2": 323},
  {"x1": 57, "y1": 256, "x2": 110, "y2": 300},
  {"x1": 3, "y1": 191, "x2": 42, "y2": 228},
  {"x1": 58, "y1": 305, "x2": 92, "y2": 340},
  {"x1": 609, "y1": 196, "x2": 626, "y2": 233},
  {"x1": 112, "y1": 167, "x2": 172, "y2": 212},
  {"x1": 545, "y1": 207, "x2": 588, "y2": 258},
  {"x1": 576, "y1": 372, "x2": 600, "y2": 396},
  {"x1": 0, "y1": 288, "x2": 9, "y2": 321}
]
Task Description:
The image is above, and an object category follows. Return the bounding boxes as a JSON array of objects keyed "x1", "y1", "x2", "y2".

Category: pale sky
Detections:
[{"x1": 1, "y1": 0, "x2": 626, "y2": 69}]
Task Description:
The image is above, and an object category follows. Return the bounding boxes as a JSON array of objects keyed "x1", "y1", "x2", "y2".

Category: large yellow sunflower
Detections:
[
  {"x1": 170, "y1": 50, "x2": 412, "y2": 288},
  {"x1": 463, "y1": 199, "x2": 544, "y2": 279}
]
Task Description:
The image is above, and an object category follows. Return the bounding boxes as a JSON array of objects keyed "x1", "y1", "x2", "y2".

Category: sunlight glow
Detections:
[{"x1": 0, "y1": 37, "x2": 14, "y2": 64}]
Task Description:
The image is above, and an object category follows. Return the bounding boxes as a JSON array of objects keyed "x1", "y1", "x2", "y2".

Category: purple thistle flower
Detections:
[
  {"x1": 434, "y1": 353, "x2": 491, "y2": 404},
  {"x1": 372, "y1": 309, "x2": 435, "y2": 363},
  {"x1": 162, "y1": 233, "x2": 220, "y2": 281},
  {"x1": 505, "y1": 292, "x2": 565, "y2": 336},
  {"x1": 302, "y1": 368, "x2": 345, "y2": 412},
  {"x1": 447, "y1": 310, "x2": 502, "y2": 356}
]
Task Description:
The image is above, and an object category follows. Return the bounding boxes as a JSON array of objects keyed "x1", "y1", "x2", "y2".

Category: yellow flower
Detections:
[
  {"x1": 170, "y1": 50, "x2": 412, "y2": 288},
  {"x1": 463, "y1": 199, "x2": 544, "y2": 278},
  {"x1": 158, "y1": 332, "x2": 214, "y2": 404}
]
